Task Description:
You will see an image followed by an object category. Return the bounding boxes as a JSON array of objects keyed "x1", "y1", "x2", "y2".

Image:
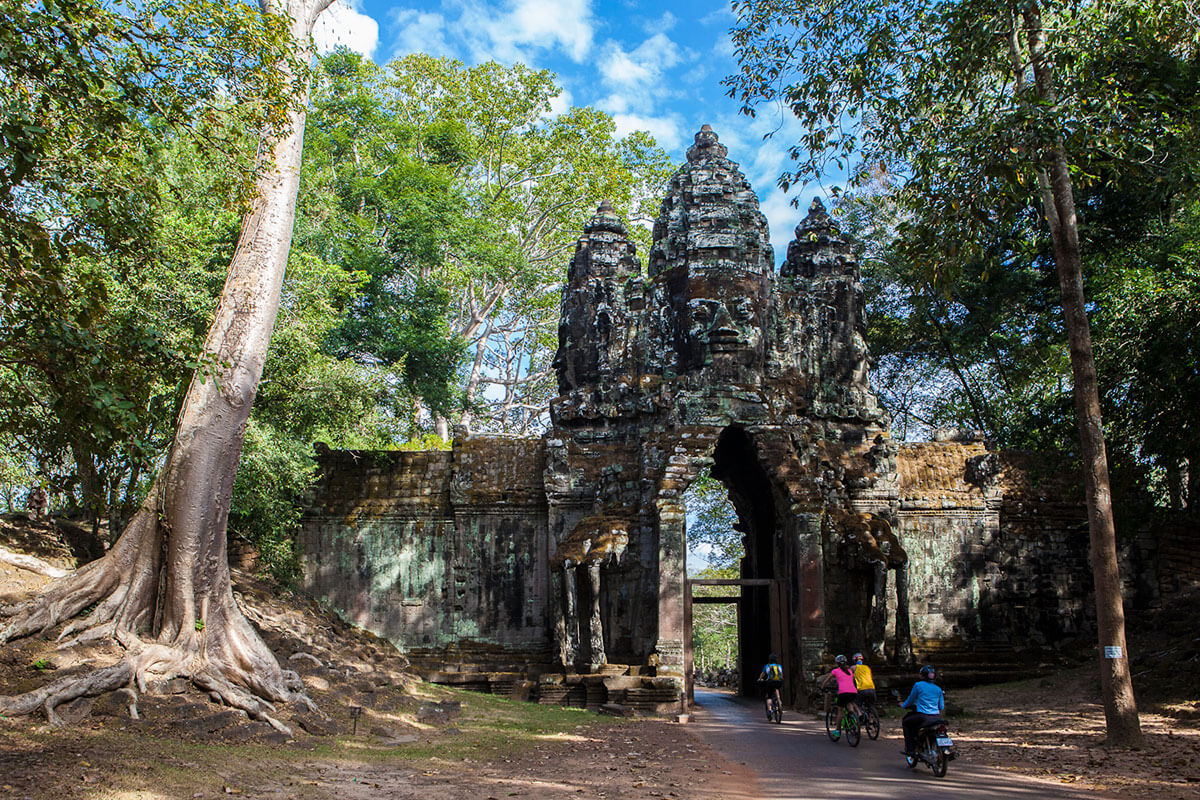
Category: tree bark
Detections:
[
  {"x1": 1023, "y1": 3, "x2": 1142, "y2": 747},
  {"x1": 0, "y1": 0, "x2": 334, "y2": 731}
]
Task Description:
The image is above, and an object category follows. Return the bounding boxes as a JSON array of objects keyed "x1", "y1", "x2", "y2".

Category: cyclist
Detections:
[
  {"x1": 852, "y1": 652, "x2": 876, "y2": 720},
  {"x1": 900, "y1": 664, "x2": 946, "y2": 756},
  {"x1": 758, "y1": 653, "x2": 784, "y2": 719},
  {"x1": 820, "y1": 654, "x2": 861, "y2": 720}
]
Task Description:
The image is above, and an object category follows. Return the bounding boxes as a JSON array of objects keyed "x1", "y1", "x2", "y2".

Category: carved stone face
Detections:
[
  {"x1": 686, "y1": 296, "x2": 763, "y2": 355},
  {"x1": 682, "y1": 271, "x2": 767, "y2": 364}
]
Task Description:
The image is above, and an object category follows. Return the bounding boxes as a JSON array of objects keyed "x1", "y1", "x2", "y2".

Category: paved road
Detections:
[{"x1": 689, "y1": 689, "x2": 1112, "y2": 800}]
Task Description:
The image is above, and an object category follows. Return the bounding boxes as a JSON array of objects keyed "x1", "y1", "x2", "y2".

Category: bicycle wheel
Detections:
[
  {"x1": 825, "y1": 707, "x2": 840, "y2": 741},
  {"x1": 864, "y1": 707, "x2": 880, "y2": 740},
  {"x1": 772, "y1": 700, "x2": 782, "y2": 724},
  {"x1": 845, "y1": 714, "x2": 861, "y2": 747}
]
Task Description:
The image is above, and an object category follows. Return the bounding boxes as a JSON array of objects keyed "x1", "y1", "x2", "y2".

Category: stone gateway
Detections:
[{"x1": 297, "y1": 127, "x2": 1092, "y2": 711}]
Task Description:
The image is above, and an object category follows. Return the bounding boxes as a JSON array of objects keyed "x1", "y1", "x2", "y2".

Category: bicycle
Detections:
[
  {"x1": 859, "y1": 700, "x2": 880, "y2": 740},
  {"x1": 765, "y1": 692, "x2": 782, "y2": 724},
  {"x1": 824, "y1": 694, "x2": 861, "y2": 746}
]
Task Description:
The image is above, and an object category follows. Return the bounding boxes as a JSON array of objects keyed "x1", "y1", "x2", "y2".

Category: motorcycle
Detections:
[{"x1": 905, "y1": 718, "x2": 957, "y2": 777}]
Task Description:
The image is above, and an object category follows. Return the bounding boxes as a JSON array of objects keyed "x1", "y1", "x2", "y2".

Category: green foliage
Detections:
[
  {"x1": 684, "y1": 477, "x2": 743, "y2": 671},
  {"x1": 230, "y1": 248, "x2": 403, "y2": 584},
  {"x1": 1093, "y1": 196, "x2": 1200, "y2": 507},
  {"x1": 730, "y1": 0, "x2": 1200, "y2": 511},
  {"x1": 0, "y1": 0, "x2": 298, "y2": 529},
  {"x1": 298, "y1": 50, "x2": 674, "y2": 436},
  {"x1": 30, "y1": 658, "x2": 50, "y2": 671},
  {"x1": 228, "y1": 420, "x2": 314, "y2": 586},
  {"x1": 685, "y1": 475, "x2": 743, "y2": 572},
  {"x1": 691, "y1": 565, "x2": 740, "y2": 674}
]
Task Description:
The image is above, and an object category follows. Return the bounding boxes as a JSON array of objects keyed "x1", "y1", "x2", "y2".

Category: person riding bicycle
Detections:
[
  {"x1": 852, "y1": 652, "x2": 876, "y2": 720},
  {"x1": 758, "y1": 653, "x2": 784, "y2": 718},
  {"x1": 900, "y1": 664, "x2": 946, "y2": 756},
  {"x1": 820, "y1": 654, "x2": 861, "y2": 720}
]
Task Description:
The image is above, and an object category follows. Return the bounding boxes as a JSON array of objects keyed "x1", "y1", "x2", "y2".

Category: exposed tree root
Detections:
[
  {"x1": 0, "y1": 546, "x2": 68, "y2": 578},
  {"x1": 0, "y1": 508, "x2": 318, "y2": 736},
  {"x1": 0, "y1": 661, "x2": 133, "y2": 726},
  {"x1": 0, "y1": 612, "x2": 318, "y2": 736}
]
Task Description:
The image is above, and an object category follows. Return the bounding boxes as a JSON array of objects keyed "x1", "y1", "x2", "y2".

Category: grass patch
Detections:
[{"x1": 16, "y1": 686, "x2": 634, "y2": 800}]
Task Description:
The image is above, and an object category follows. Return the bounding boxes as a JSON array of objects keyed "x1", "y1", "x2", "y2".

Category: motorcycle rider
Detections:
[{"x1": 900, "y1": 664, "x2": 945, "y2": 756}]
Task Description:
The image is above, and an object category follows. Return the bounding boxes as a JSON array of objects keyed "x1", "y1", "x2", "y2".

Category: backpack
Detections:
[{"x1": 766, "y1": 662, "x2": 782, "y2": 681}]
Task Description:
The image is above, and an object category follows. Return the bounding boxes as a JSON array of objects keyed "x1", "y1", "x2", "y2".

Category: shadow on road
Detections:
[{"x1": 689, "y1": 689, "x2": 1112, "y2": 800}]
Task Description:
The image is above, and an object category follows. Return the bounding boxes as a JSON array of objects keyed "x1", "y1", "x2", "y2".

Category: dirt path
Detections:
[{"x1": 951, "y1": 667, "x2": 1200, "y2": 799}]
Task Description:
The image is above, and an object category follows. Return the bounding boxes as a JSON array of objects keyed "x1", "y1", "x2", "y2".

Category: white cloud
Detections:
[
  {"x1": 599, "y1": 33, "x2": 683, "y2": 90},
  {"x1": 757, "y1": 189, "x2": 800, "y2": 265},
  {"x1": 713, "y1": 29, "x2": 736, "y2": 60},
  {"x1": 510, "y1": 0, "x2": 594, "y2": 59},
  {"x1": 389, "y1": 8, "x2": 454, "y2": 58},
  {"x1": 547, "y1": 86, "x2": 574, "y2": 118},
  {"x1": 612, "y1": 113, "x2": 684, "y2": 151},
  {"x1": 602, "y1": 47, "x2": 652, "y2": 85},
  {"x1": 313, "y1": 0, "x2": 379, "y2": 59},
  {"x1": 700, "y1": 3, "x2": 735, "y2": 27},
  {"x1": 453, "y1": 0, "x2": 595, "y2": 64},
  {"x1": 641, "y1": 11, "x2": 677, "y2": 33},
  {"x1": 593, "y1": 32, "x2": 687, "y2": 138}
]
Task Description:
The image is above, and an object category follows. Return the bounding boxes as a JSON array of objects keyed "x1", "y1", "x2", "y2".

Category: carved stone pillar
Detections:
[
  {"x1": 892, "y1": 563, "x2": 914, "y2": 666},
  {"x1": 587, "y1": 561, "x2": 605, "y2": 668},
  {"x1": 561, "y1": 566, "x2": 580, "y2": 668},
  {"x1": 868, "y1": 561, "x2": 888, "y2": 657}
]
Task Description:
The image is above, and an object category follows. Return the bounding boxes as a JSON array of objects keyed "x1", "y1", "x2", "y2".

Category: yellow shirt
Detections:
[{"x1": 853, "y1": 663, "x2": 875, "y2": 690}]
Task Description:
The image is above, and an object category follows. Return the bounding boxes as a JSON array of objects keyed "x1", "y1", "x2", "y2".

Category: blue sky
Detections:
[{"x1": 312, "y1": 0, "x2": 843, "y2": 263}]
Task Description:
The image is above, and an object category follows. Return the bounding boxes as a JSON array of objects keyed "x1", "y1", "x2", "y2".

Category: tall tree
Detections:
[
  {"x1": 725, "y1": 0, "x2": 1199, "y2": 746},
  {"x1": 0, "y1": 0, "x2": 289, "y2": 532},
  {"x1": 300, "y1": 53, "x2": 674, "y2": 437},
  {"x1": 1, "y1": 0, "x2": 332, "y2": 730}
]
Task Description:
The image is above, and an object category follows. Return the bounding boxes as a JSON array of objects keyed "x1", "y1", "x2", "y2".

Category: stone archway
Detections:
[{"x1": 709, "y1": 426, "x2": 780, "y2": 697}]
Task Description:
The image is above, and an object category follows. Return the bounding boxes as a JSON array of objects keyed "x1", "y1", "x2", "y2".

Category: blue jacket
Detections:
[{"x1": 902, "y1": 680, "x2": 945, "y2": 715}]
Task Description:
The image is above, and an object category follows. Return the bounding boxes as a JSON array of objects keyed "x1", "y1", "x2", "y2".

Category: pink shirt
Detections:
[{"x1": 832, "y1": 668, "x2": 857, "y2": 693}]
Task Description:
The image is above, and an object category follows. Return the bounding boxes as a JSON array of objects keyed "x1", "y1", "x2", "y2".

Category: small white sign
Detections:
[{"x1": 1104, "y1": 646, "x2": 1123, "y2": 659}]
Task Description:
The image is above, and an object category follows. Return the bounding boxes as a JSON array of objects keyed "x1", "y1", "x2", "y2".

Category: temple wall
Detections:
[
  {"x1": 297, "y1": 437, "x2": 553, "y2": 669},
  {"x1": 893, "y1": 442, "x2": 1093, "y2": 648}
]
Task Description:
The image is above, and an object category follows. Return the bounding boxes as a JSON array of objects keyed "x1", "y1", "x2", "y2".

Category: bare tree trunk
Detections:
[
  {"x1": 0, "y1": 0, "x2": 334, "y2": 732},
  {"x1": 1186, "y1": 455, "x2": 1198, "y2": 511},
  {"x1": 1023, "y1": 4, "x2": 1142, "y2": 748}
]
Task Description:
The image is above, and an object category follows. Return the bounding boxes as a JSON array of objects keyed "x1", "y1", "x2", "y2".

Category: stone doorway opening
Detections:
[{"x1": 682, "y1": 425, "x2": 790, "y2": 704}]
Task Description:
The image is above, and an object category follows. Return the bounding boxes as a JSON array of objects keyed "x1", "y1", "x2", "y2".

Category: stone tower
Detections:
[{"x1": 546, "y1": 126, "x2": 901, "y2": 699}]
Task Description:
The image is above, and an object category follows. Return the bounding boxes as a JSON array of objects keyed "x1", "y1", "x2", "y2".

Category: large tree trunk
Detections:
[
  {"x1": 0, "y1": 0, "x2": 333, "y2": 732},
  {"x1": 1023, "y1": 4, "x2": 1142, "y2": 748}
]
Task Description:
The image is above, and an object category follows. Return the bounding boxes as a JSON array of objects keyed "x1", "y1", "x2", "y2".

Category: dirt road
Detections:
[{"x1": 688, "y1": 689, "x2": 1116, "y2": 800}]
